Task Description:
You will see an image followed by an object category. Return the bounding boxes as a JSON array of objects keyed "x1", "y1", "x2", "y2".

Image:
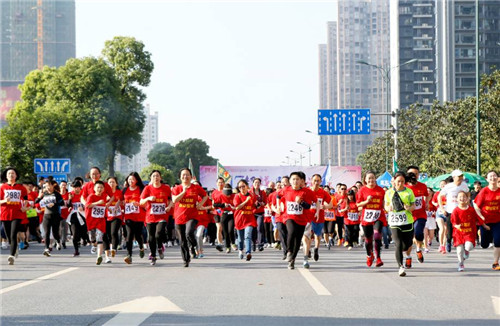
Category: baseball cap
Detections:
[{"x1": 451, "y1": 169, "x2": 463, "y2": 177}]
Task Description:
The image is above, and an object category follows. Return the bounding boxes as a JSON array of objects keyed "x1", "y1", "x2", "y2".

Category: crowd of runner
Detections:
[{"x1": 1, "y1": 166, "x2": 499, "y2": 277}]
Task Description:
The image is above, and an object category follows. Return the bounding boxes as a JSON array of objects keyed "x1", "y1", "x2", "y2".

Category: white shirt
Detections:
[{"x1": 440, "y1": 181, "x2": 469, "y2": 213}]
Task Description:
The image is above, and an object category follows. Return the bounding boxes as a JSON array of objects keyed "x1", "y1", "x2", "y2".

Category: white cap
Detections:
[{"x1": 451, "y1": 169, "x2": 463, "y2": 177}]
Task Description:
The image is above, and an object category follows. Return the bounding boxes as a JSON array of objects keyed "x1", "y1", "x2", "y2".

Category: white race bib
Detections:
[
  {"x1": 347, "y1": 212, "x2": 359, "y2": 221},
  {"x1": 125, "y1": 202, "x2": 139, "y2": 215},
  {"x1": 73, "y1": 202, "x2": 84, "y2": 211},
  {"x1": 426, "y1": 211, "x2": 434, "y2": 219},
  {"x1": 91, "y1": 206, "x2": 106, "y2": 218},
  {"x1": 363, "y1": 209, "x2": 381, "y2": 223},
  {"x1": 108, "y1": 205, "x2": 121, "y2": 217},
  {"x1": 264, "y1": 208, "x2": 272, "y2": 217},
  {"x1": 4, "y1": 190, "x2": 21, "y2": 202},
  {"x1": 325, "y1": 211, "x2": 335, "y2": 220},
  {"x1": 151, "y1": 203, "x2": 166, "y2": 215},
  {"x1": 415, "y1": 196, "x2": 424, "y2": 210},
  {"x1": 389, "y1": 211, "x2": 409, "y2": 226},
  {"x1": 286, "y1": 201, "x2": 303, "y2": 215}
]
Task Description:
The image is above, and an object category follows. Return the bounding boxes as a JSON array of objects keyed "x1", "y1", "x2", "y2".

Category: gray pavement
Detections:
[{"x1": 1, "y1": 240, "x2": 499, "y2": 326}]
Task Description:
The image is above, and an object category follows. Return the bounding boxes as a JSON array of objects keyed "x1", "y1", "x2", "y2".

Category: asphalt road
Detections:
[{"x1": 1, "y1": 240, "x2": 499, "y2": 326}]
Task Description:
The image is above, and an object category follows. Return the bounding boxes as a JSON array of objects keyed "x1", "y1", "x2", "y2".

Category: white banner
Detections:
[{"x1": 199, "y1": 165, "x2": 361, "y2": 189}]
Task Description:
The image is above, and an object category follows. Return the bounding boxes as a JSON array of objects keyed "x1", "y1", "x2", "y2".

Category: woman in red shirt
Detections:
[
  {"x1": 122, "y1": 172, "x2": 146, "y2": 264},
  {"x1": 234, "y1": 179, "x2": 258, "y2": 261},
  {"x1": 172, "y1": 168, "x2": 208, "y2": 267},
  {"x1": 104, "y1": 176, "x2": 123, "y2": 263},
  {"x1": 342, "y1": 189, "x2": 361, "y2": 250},
  {"x1": 1, "y1": 167, "x2": 28, "y2": 265},
  {"x1": 249, "y1": 178, "x2": 267, "y2": 252},
  {"x1": 356, "y1": 171, "x2": 386, "y2": 268},
  {"x1": 140, "y1": 170, "x2": 172, "y2": 266},
  {"x1": 192, "y1": 181, "x2": 212, "y2": 258}
]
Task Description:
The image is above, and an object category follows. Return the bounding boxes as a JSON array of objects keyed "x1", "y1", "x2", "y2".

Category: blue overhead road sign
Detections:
[
  {"x1": 318, "y1": 109, "x2": 371, "y2": 135},
  {"x1": 34, "y1": 158, "x2": 71, "y2": 174}
]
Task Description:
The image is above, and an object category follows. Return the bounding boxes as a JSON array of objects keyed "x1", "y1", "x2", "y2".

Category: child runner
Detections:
[{"x1": 84, "y1": 180, "x2": 108, "y2": 265}]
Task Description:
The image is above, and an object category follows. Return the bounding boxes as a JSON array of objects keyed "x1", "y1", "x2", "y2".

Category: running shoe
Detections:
[
  {"x1": 199, "y1": 253, "x2": 204, "y2": 258},
  {"x1": 405, "y1": 257, "x2": 412, "y2": 269},
  {"x1": 464, "y1": 250, "x2": 469, "y2": 260},
  {"x1": 111, "y1": 249, "x2": 116, "y2": 257},
  {"x1": 124, "y1": 255, "x2": 132, "y2": 264},
  {"x1": 337, "y1": 239, "x2": 342, "y2": 246},
  {"x1": 458, "y1": 262, "x2": 464, "y2": 272},
  {"x1": 258, "y1": 245, "x2": 264, "y2": 252},
  {"x1": 446, "y1": 242, "x2": 451, "y2": 253},
  {"x1": 343, "y1": 240, "x2": 349, "y2": 247},
  {"x1": 366, "y1": 254, "x2": 374, "y2": 267},
  {"x1": 43, "y1": 249, "x2": 51, "y2": 257},
  {"x1": 1, "y1": 242, "x2": 8, "y2": 250},
  {"x1": 7, "y1": 255, "x2": 14, "y2": 265},
  {"x1": 492, "y1": 263, "x2": 500, "y2": 270},
  {"x1": 399, "y1": 266, "x2": 406, "y2": 277},
  {"x1": 231, "y1": 244, "x2": 238, "y2": 251},
  {"x1": 96, "y1": 256, "x2": 103, "y2": 265},
  {"x1": 215, "y1": 244, "x2": 223, "y2": 252},
  {"x1": 307, "y1": 250, "x2": 312, "y2": 259},
  {"x1": 62, "y1": 242, "x2": 66, "y2": 249},
  {"x1": 151, "y1": 257, "x2": 156, "y2": 266},
  {"x1": 288, "y1": 259, "x2": 295, "y2": 270},
  {"x1": 148, "y1": 253, "x2": 153, "y2": 260},
  {"x1": 73, "y1": 251, "x2": 80, "y2": 257},
  {"x1": 416, "y1": 250, "x2": 424, "y2": 263},
  {"x1": 375, "y1": 258, "x2": 384, "y2": 267},
  {"x1": 105, "y1": 257, "x2": 112, "y2": 264},
  {"x1": 276, "y1": 243, "x2": 282, "y2": 250},
  {"x1": 19, "y1": 241, "x2": 25, "y2": 250},
  {"x1": 282, "y1": 253, "x2": 287, "y2": 260},
  {"x1": 183, "y1": 261, "x2": 189, "y2": 267},
  {"x1": 159, "y1": 249, "x2": 164, "y2": 260},
  {"x1": 438, "y1": 245, "x2": 444, "y2": 253},
  {"x1": 246, "y1": 253, "x2": 252, "y2": 261},
  {"x1": 286, "y1": 252, "x2": 293, "y2": 262},
  {"x1": 90, "y1": 246, "x2": 97, "y2": 254},
  {"x1": 424, "y1": 248, "x2": 429, "y2": 254},
  {"x1": 384, "y1": 244, "x2": 389, "y2": 249},
  {"x1": 313, "y1": 248, "x2": 319, "y2": 262},
  {"x1": 167, "y1": 241, "x2": 173, "y2": 247},
  {"x1": 303, "y1": 260, "x2": 310, "y2": 269},
  {"x1": 139, "y1": 249, "x2": 145, "y2": 258},
  {"x1": 347, "y1": 246, "x2": 353, "y2": 251},
  {"x1": 327, "y1": 243, "x2": 331, "y2": 250},
  {"x1": 56, "y1": 242, "x2": 61, "y2": 250},
  {"x1": 239, "y1": 251, "x2": 244, "y2": 259},
  {"x1": 226, "y1": 247, "x2": 231, "y2": 254}
]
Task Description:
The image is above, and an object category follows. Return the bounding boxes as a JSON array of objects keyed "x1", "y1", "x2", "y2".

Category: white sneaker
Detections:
[
  {"x1": 399, "y1": 266, "x2": 406, "y2": 277},
  {"x1": 167, "y1": 241, "x2": 173, "y2": 247},
  {"x1": 458, "y1": 262, "x2": 464, "y2": 272},
  {"x1": 7, "y1": 255, "x2": 15, "y2": 265},
  {"x1": 105, "y1": 257, "x2": 112, "y2": 264},
  {"x1": 90, "y1": 246, "x2": 97, "y2": 254},
  {"x1": 1, "y1": 242, "x2": 8, "y2": 250},
  {"x1": 56, "y1": 242, "x2": 61, "y2": 250}
]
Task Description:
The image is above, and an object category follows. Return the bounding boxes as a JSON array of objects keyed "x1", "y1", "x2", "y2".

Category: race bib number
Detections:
[
  {"x1": 4, "y1": 190, "x2": 21, "y2": 203},
  {"x1": 347, "y1": 212, "x2": 359, "y2": 221},
  {"x1": 325, "y1": 210, "x2": 336, "y2": 221},
  {"x1": 389, "y1": 211, "x2": 409, "y2": 226},
  {"x1": 363, "y1": 209, "x2": 381, "y2": 223},
  {"x1": 125, "y1": 202, "x2": 139, "y2": 215},
  {"x1": 264, "y1": 208, "x2": 272, "y2": 217},
  {"x1": 415, "y1": 196, "x2": 424, "y2": 210},
  {"x1": 426, "y1": 211, "x2": 434, "y2": 219},
  {"x1": 73, "y1": 202, "x2": 84, "y2": 211},
  {"x1": 286, "y1": 201, "x2": 303, "y2": 215},
  {"x1": 108, "y1": 205, "x2": 121, "y2": 217},
  {"x1": 91, "y1": 206, "x2": 106, "y2": 218},
  {"x1": 151, "y1": 203, "x2": 166, "y2": 215}
]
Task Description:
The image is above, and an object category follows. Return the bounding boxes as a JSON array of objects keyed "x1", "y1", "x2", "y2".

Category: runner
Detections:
[
  {"x1": 140, "y1": 170, "x2": 172, "y2": 266},
  {"x1": 452, "y1": 191, "x2": 489, "y2": 271},
  {"x1": 270, "y1": 181, "x2": 285, "y2": 253},
  {"x1": 280, "y1": 172, "x2": 315, "y2": 270},
  {"x1": 122, "y1": 172, "x2": 146, "y2": 264},
  {"x1": 356, "y1": 171, "x2": 386, "y2": 268},
  {"x1": 334, "y1": 184, "x2": 347, "y2": 247},
  {"x1": 25, "y1": 181, "x2": 41, "y2": 245},
  {"x1": 384, "y1": 171, "x2": 416, "y2": 277},
  {"x1": 192, "y1": 182, "x2": 212, "y2": 258},
  {"x1": 0, "y1": 167, "x2": 28, "y2": 265},
  {"x1": 323, "y1": 186, "x2": 338, "y2": 249},
  {"x1": 438, "y1": 170, "x2": 469, "y2": 253},
  {"x1": 59, "y1": 180, "x2": 70, "y2": 249},
  {"x1": 249, "y1": 178, "x2": 267, "y2": 251},
  {"x1": 406, "y1": 166, "x2": 431, "y2": 263},
  {"x1": 36, "y1": 179, "x2": 65, "y2": 257},
  {"x1": 264, "y1": 182, "x2": 276, "y2": 248},
  {"x1": 432, "y1": 179, "x2": 449, "y2": 253},
  {"x1": 473, "y1": 170, "x2": 500, "y2": 270},
  {"x1": 84, "y1": 180, "x2": 109, "y2": 265},
  {"x1": 234, "y1": 179, "x2": 258, "y2": 261},
  {"x1": 171, "y1": 168, "x2": 208, "y2": 267},
  {"x1": 343, "y1": 189, "x2": 360, "y2": 250},
  {"x1": 212, "y1": 183, "x2": 235, "y2": 253},
  {"x1": 274, "y1": 176, "x2": 290, "y2": 260},
  {"x1": 424, "y1": 187, "x2": 437, "y2": 253},
  {"x1": 104, "y1": 176, "x2": 123, "y2": 263},
  {"x1": 302, "y1": 174, "x2": 331, "y2": 268},
  {"x1": 67, "y1": 180, "x2": 86, "y2": 256},
  {"x1": 210, "y1": 177, "x2": 225, "y2": 251}
]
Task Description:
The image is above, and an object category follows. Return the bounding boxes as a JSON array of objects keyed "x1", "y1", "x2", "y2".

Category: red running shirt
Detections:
[
  {"x1": 141, "y1": 184, "x2": 171, "y2": 223},
  {"x1": 0, "y1": 183, "x2": 28, "y2": 221},
  {"x1": 85, "y1": 193, "x2": 108, "y2": 233},
  {"x1": 356, "y1": 185, "x2": 387, "y2": 226},
  {"x1": 172, "y1": 184, "x2": 207, "y2": 225},
  {"x1": 406, "y1": 182, "x2": 429, "y2": 220},
  {"x1": 451, "y1": 206, "x2": 485, "y2": 247},
  {"x1": 474, "y1": 187, "x2": 500, "y2": 224},
  {"x1": 281, "y1": 187, "x2": 316, "y2": 226},
  {"x1": 122, "y1": 187, "x2": 145, "y2": 222},
  {"x1": 233, "y1": 193, "x2": 257, "y2": 230}
]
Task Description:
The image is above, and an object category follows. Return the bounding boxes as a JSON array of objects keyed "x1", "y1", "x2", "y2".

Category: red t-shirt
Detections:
[
  {"x1": 172, "y1": 184, "x2": 207, "y2": 225},
  {"x1": 141, "y1": 184, "x2": 171, "y2": 223},
  {"x1": 106, "y1": 189, "x2": 123, "y2": 222},
  {"x1": 249, "y1": 188, "x2": 267, "y2": 215},
  {"x1": 356, "y1": 185, "x2": 387, "y2": 226},
  {"x1": 81, "y1": 181, "x2": 114, "y2": 202},
  {"x1": 406, "y1": 182, "x2": 429, "y2": 220},
  {"x1": 212, "y1": 190, "x2": 235, "y2": 213},
  {"x1": 122, "y1": 187, "x2": 145, "y2": 222},
  {"x1": 344, "y1": 201, "x2": 360, "y2": 225},
  {"x1": 60, "y1": 192, "x2": 70, "y2": 219},
  {"x1": 310, "y1": 187, "x2": 332, "y2": 224},
  {"x1": 196, "y1": 197, "x2": 213, "y2": 228},
  {"x1": 69, "y1": 191, "x2": 84, "y2": 214},
  {"x1": 451, "y1": 206, "x2": 485, "y2": 246},
  {"x1": 334, "y1": 193, "x2": 347, "y2": 217},
  {"x1": 432, "y1": 191, "x2": 446, "y2": 207},
  {"x1": 474, "y1": 187, "x2": 500, "y2": 224},
  {"x1": 264, "y1": 192, "x2": 276, "y2": 223},
  {"x1": 281, "y1": 187, "x2": 316, "y2": 226},
  {"x1": 233, "y1": 193, "x2": 257, "y2": 230},
  {"x1": 85, "y1": 193, "x2": 108, "y2": 233},
  {"x1": 0, "y1": 183, "x2": 28, "y2": 221}
]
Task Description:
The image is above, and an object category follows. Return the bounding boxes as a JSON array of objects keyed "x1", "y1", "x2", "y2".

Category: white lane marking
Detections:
[
  {"x1": 97, "y1": 296, "x2": 183, "y2": 326},
  {"x1": 492, "y1": 296, "x2": 500, "y2": 315},
  {"x1": 0, "y1": 267, "x2": 78, "y2": 295},
  {"x1": 298, "y1": 268, "x2": 332, "y2": 296}
]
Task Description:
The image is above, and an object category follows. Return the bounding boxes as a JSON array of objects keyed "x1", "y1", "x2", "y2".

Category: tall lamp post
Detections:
[
  {"x1": 475, "y1": 0, "x2": 481, "y2": 175},
  {"x1": 290, "y1": 150, "x2": 305, "y2": 166},
  {"x1": 356, "y1": 58, "x2": 418, "y2": 172}
]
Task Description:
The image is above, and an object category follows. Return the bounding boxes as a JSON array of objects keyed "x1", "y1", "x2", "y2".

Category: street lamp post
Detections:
[
  {"x1": 290, "y1": 150, "x2": 305, "y2": 166},
  {"x1": 297, "y1": 142, "x2": 312, "y2": 166},
  {"x1": 356, "y1": 58, "x2": 417, "y2": 172},
  {"x1": 475, "y1": 0, "x2": 481, "y2": 175}
]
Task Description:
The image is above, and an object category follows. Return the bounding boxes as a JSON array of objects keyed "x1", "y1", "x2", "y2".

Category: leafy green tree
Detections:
[
  {"x1": 140, "y1": 164, "x2": 175, "y2": 186},
  {"x1": 147, "y1": 142, "x2": 175, "y2": 169}
]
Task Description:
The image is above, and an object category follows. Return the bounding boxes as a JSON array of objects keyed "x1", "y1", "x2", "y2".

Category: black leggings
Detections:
[
  {"x1": 147, "y1": 221, "x2": 166, "y2": 258},
  {"x1": 42, "y1": 214, "x2": 61, "y2": 249},
  {"x1": 362, "y1": 220, "x2": 384, "y2": 258},
  {"x1": 175, "y1": 219, "x2": 198, "y2": 262},
  {"x1": 104, "y1": 219, "x2": 122, "y2": 251},
  {"x1": 2, "y1": 219, "x2": 23, "y2": 256},
  {"x1": 255, "y1": 214, "x2": 264, "y2": 245},
  {"x1": 125, "y1": 220, "x2": 144, "y2": 256},
  {"x1": 221, "y1": 212, "x2": 235, "y2": 248},
  {"x1": 286, "y1": 219, "x2": 306, "y2": 260},
  {"x1": 206, "y1": 222, "x2": 217, "y2": 244},
  {"x1": 391, "y1": 224, "x2": 414, "y2": 267},
  {"x1": 334, "y1": 216, "x2": 344, "y2": 240},
  {"x1": 276, "y1": 222, "x2": 288, "y2": 255},
  {"x1": 28, "y1": 217, "x2": 41, "y2": 242},
  {"x1": 264, "y1": 221, "x2": 274, "y2": 244},
  {"x1": 345, "y1": 224, "x2": 360, "y2": 246},
  {"x1": 68, "y1": 212, "x2": 85, "y2": 252}
]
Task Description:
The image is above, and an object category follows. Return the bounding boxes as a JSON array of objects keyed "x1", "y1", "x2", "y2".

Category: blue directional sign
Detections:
[
  {"x1": 37, "y1": 174, "x2": 68, "y2": 183},
  {"x1": 318, "y1": 109, "x2": 371, "y2": 135},
  {"x1": 34, "y1": 158, "x2": 71, "y2": 174}
]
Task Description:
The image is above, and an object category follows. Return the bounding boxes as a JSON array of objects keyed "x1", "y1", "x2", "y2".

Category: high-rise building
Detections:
[
  {"x1": 0, "y1": 0, "x2": 75, "y2": 126},
  {"x1": 319, "y1": 0, "x2": 390, "y2": 166},
  {"x1": 115, "y1": 105, "x2": 159, "y2": 175}
]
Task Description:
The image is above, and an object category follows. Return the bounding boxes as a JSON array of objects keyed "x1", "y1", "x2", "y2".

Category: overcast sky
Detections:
[{"x1": 76, "y1": 0, "x2": 338, "y2": 166}]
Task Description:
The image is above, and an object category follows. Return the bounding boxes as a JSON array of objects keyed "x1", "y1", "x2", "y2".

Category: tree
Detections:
[
  {"x1": 140, "y1": 164, "x2": 175, "y2": 186},
  {"x1": 147, "y1": 142, "x2": 175, "y2": 169}
]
